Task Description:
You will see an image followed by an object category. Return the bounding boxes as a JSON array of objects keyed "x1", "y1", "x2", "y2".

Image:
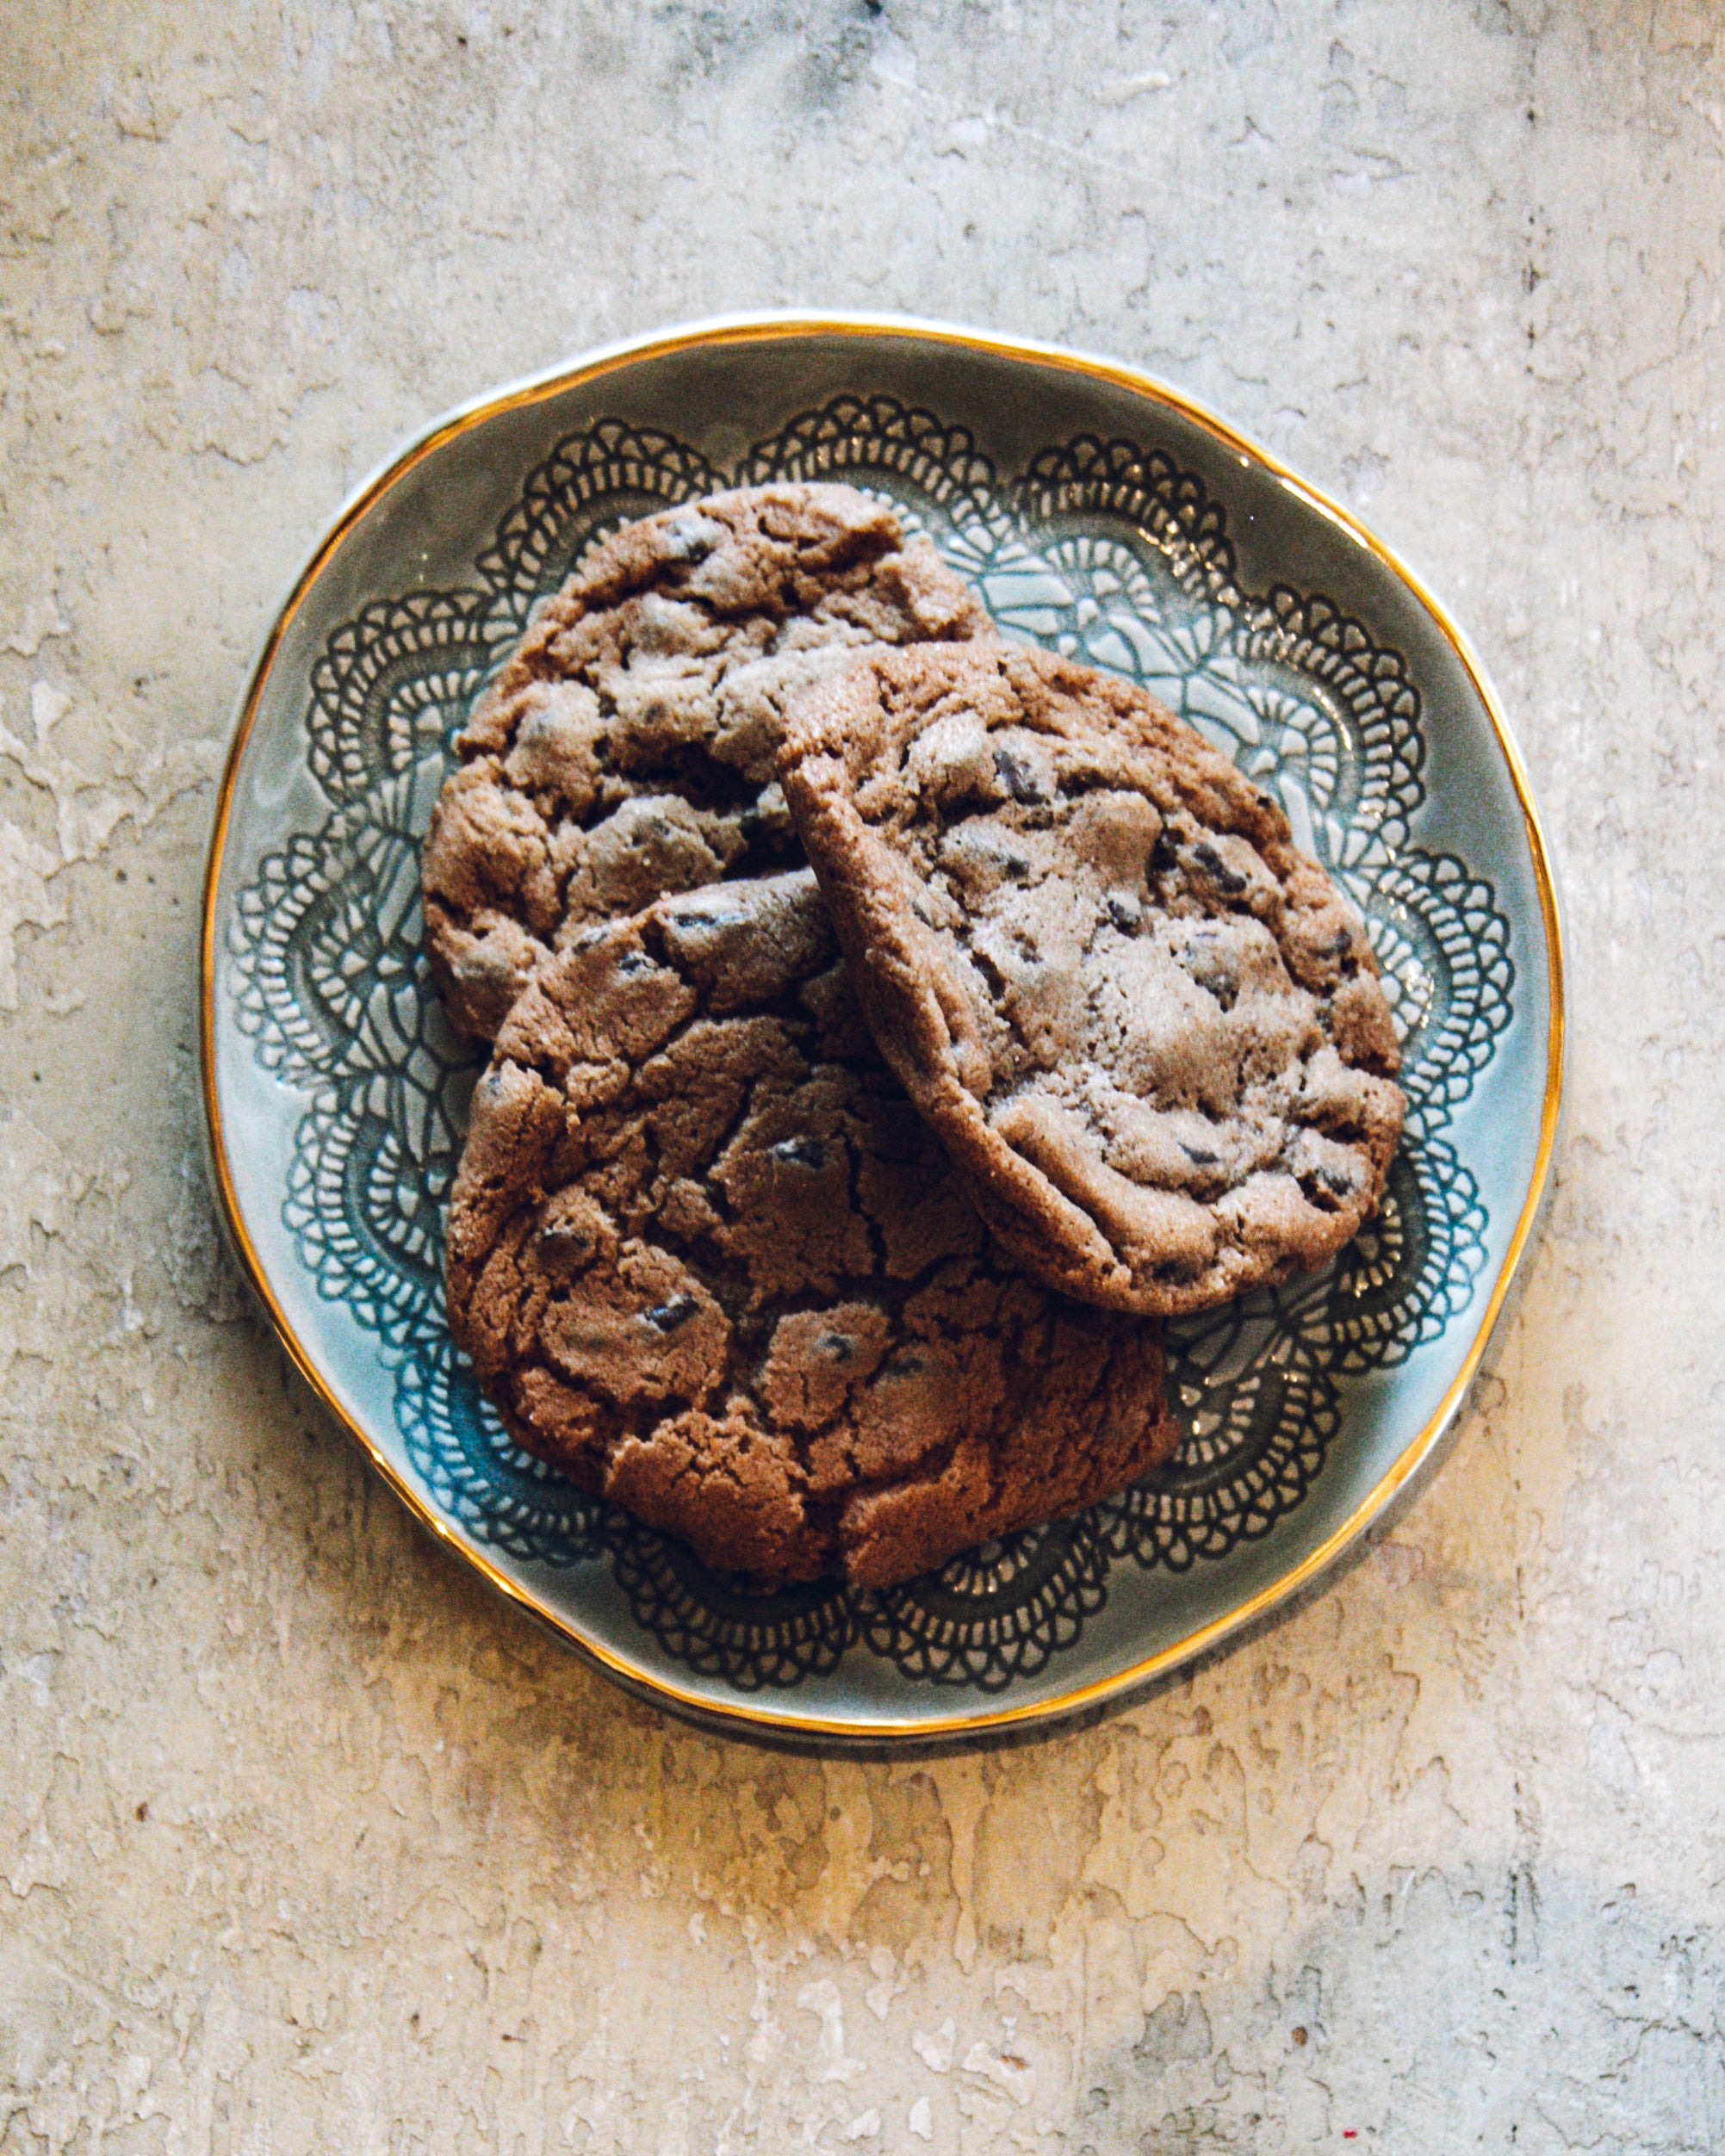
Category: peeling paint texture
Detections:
[{"x1": 2, "y1": 3, "x2": 1723, "y2": 2150}]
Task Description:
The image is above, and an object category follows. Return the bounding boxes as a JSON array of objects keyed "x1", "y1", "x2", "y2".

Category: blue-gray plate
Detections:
[{"x1": 200, "y1": 315, "x2": 1562, "y2": 1748}]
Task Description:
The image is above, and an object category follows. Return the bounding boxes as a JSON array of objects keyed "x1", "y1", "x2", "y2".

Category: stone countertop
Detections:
[{"x1": 3, "y1": 4, "x2": 1720, "y2": 2149}]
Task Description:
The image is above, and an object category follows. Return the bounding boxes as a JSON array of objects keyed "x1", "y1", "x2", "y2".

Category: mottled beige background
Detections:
[{"x1": 3, "y1": 3, "x2": 1722, "y2": 2149}]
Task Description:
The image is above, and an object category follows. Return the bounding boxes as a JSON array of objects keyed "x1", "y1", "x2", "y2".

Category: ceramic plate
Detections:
[{"x1": 200, "y1": 314, "x2": 1562, "y2": 1748}]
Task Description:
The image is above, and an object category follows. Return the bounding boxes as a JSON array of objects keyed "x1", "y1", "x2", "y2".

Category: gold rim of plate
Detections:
[{"x1": 198, "y1": 312, "x2": 1567, "y2": 1746}]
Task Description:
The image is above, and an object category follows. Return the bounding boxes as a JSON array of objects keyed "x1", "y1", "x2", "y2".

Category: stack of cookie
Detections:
[{"x1": 425, "y1": 484, "x2": 1404, "y2": 1590}]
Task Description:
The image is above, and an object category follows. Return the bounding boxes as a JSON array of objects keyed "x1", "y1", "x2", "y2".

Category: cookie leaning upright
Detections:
[
  {"x1": 779, "y1": 644, "x2": 1407, "y2": 1317},
  {"x1": 421, "y1": 482, "x2": 994, "y2": 1039}
]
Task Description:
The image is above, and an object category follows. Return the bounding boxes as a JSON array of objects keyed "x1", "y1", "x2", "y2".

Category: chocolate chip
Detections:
[
  {"x1": 661, "y1": 510, "x2": 723, "y2": 562},
  {"x1": 1190, "y1": 839, "x2": 1248, "y2": 894},
  {"x1": 1179, "y1": 935, "x2": 1238, "y2": 1010},
  {"x1": 539, "y1": 1217, "x2": 594, "y2": 1255},
  {"x1": 642, "y1": 1294, "x2": 699, "y2": 1334},
  {"x1": 993, "y1": 745, "x2": 1047, "y2": 803},
  {"x1": 768, "y1": 1135, "x2": 825, "y2": 1170}
]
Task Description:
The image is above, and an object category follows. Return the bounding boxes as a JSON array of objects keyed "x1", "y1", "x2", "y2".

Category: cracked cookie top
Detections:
[
  {"x1": 446, "y1": 868, "x2": 1177, "y2": 1589},
  {"x1": 422, "y1": 482, "x2": 993, "y2": 1040},
  {"x1": 779, "y1": 644, "x2": 1406, "y2": 1317}
]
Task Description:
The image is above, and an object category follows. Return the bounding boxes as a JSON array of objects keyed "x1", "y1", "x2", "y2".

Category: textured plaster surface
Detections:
[{"x1": 3, "y1": 3, "x2": 1724, "y2": 2149}]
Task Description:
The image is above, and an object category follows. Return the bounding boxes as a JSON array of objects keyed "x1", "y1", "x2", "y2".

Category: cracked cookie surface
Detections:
[
  {"x1": 446, "y1": 868, "x2": 1179, "y2": 1589},
  {"x1": 779, "y1": 645, "x2": 1406, "y2": 1317},
  {"x1": 422, "y1": 482, "x2": 993, "y2": 1039}
]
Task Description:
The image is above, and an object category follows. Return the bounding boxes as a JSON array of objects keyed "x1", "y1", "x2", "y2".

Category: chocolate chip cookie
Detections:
[
  {"x1": 423, "y1": 483, "x2": 993, "y2": 1039},
  {"x1": 446, "y1": 868, "x2": 1179, "y2": 1589},
  {"x1": 779, "y1": 645, "x2": 1405, "y2": 1317}
]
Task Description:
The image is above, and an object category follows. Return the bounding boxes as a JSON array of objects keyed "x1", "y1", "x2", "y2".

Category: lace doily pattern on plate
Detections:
[
  {"x1": 475, "y1": 419, "x2": 722, "y2": 635},
  {"x1": 1017, "y1": 433, "x2": 1244, "y2": 612},
  {"x1": 739, "y1": 393, "x2": 1000, "y2": 537},
  {"x1": 228, "y1": 400, "x2": 1512, "y2": 1694}
]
